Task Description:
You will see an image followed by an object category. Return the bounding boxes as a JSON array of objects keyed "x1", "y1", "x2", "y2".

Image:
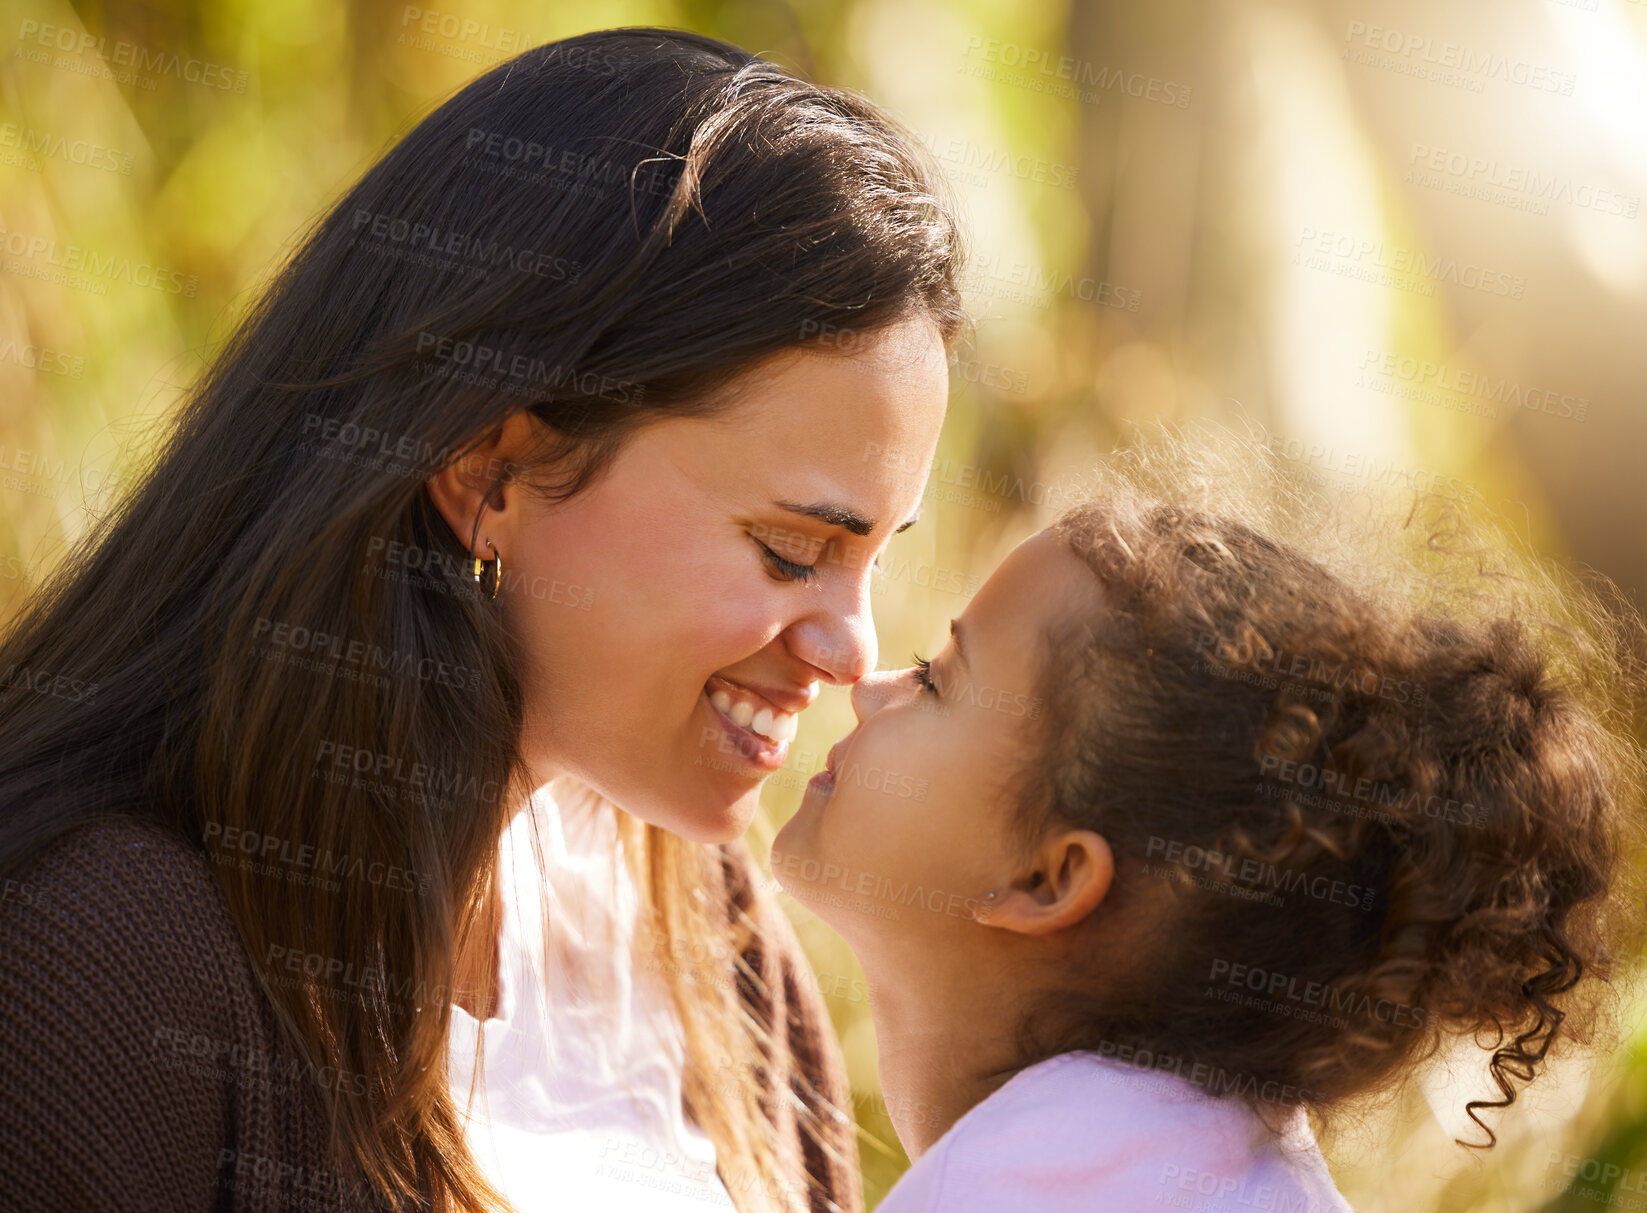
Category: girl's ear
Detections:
[{"x1": 977, "y1": 830, "x2": 1113, "y2": 935}]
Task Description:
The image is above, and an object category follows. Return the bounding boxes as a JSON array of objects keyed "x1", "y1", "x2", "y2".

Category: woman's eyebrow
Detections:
[{"x1": 775, "y1": 500, "x2": 922, "y2": 536}]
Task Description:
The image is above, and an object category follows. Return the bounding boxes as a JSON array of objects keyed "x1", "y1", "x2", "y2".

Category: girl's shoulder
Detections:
[{"x1": 878, "y1": 1052, "x2": 1356, "y2": 1213}]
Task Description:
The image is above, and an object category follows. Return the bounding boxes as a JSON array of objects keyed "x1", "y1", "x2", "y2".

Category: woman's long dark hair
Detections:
[{"x1": 0, "y1": 28, "x2": 965, "y2": 1211}]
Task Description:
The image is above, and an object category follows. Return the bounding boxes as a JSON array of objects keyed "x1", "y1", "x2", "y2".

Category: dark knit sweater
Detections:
[{"x1": 0, "y1": 817, "x2": 862, "y2": 1213}]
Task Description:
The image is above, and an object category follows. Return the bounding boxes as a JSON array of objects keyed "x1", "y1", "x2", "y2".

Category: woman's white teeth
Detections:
[{"x1": 709, "y1": 684, "x2": 799, "y2": 744}]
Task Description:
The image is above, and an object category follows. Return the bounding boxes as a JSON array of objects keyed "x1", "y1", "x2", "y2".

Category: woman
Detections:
[
  {"x1": 0, "y1": 29, "x2": 965, "y2": 1213},
  {"x1": 773, "y1": 433, "x2": 1647, "y2": 1210}
]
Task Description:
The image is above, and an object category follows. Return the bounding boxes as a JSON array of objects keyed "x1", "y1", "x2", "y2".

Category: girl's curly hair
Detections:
[{"x1": 1009, "y1": 425, "x2": 1647, "y2": 1147}]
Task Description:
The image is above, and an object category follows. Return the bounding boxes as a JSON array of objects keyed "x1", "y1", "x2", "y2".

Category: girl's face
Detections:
[
  {"x1": 771, "y1": 529, "x2": 1100, "y2": 955},
  {"x1": 460, "y1": 316, "x2": 949, "y2": 843}
]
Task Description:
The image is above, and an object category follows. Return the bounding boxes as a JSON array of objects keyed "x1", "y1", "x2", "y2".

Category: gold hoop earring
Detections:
[{"x1": 472, "y1": 538, "x2": 501, "y2": 599}]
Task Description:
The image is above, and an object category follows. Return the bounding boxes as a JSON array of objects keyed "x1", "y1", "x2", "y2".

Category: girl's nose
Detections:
[{"x1": 849, "y1": 668, "x2": 906, "y2": 723}]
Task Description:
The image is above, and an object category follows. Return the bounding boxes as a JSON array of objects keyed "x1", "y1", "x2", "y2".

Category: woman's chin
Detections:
[
  {"x1": 623, "y1": 779, "x2": 760, "y2": 844},
  {"x1": 682, "y1": 789, "x2": 761, "y2": 844}
]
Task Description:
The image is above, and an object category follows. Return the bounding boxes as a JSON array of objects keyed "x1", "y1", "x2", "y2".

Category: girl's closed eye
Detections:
[{"x1": 911, "y1": 653, "x2": 937, "y2": 693}]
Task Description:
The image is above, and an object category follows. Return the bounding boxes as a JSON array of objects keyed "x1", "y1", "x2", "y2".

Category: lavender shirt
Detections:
[{"x1": 875, "y1": 1052, "x2": 1356, "y2": 1213}]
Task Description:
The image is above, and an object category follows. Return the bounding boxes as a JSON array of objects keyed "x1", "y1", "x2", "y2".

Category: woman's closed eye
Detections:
[
  {"x1": 755, "y1": 534, "x2": 886, "y2": 583},
  {"x1": 756, "y1": 539, "x2": 818, "y2": 583}
]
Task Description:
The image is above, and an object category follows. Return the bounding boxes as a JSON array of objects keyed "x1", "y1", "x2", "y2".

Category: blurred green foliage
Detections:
[{"x1": 3, "y1": 2, "x2": 1646, "y2": 1209}]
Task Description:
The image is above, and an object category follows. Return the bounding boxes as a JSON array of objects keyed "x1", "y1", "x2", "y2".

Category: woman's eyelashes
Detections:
[
  {"x1": 753, "y1": 534, "x2": 883, "y2": 583},
  {"x1": 756, "y1": 539, "x2": 818, "y2": 583}
]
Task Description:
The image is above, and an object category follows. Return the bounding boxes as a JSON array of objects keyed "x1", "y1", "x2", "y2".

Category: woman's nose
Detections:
[{"x1": 789, "y1": 580, "x2": 878, "y2": 685}]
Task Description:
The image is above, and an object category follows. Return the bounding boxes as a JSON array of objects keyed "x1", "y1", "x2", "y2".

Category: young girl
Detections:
[{"x1": 773, "y1": 435, "x2": 1645, "y2": 1211}]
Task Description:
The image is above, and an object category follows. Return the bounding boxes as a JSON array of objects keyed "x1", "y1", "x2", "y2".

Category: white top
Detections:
[
  {"x1": 448, "y1": 782, "x2": 733, "y2": 1211},
  {"x1": 876, "y1": 1051, "x2": 1355, "y2": 1213}
]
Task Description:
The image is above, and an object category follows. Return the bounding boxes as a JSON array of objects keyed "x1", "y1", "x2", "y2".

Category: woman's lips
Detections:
[
  {"x1": 705, "y1": 675, "x2": 802, "y2": 744},
  {"x1": 703, "y1": 687, "x2": 791, "y2": 771}
]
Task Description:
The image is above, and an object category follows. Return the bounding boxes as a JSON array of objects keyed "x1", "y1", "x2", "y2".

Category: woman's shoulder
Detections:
[
  {"x1": 0, "y1": 814, "x2": 276, "y2": 1210},
  {"x1": 878, "y1": 1053, "x2": 1356, "y2": 1213},
  {"x1": 2, "y1": 813, "x2": 237, "y2": 957},
  {"x1": 0, "y1": 813, "x2": 270, "y2": 1050}
]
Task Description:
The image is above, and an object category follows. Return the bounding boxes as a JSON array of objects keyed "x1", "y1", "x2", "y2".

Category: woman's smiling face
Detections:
[
  {"x1": 433, "y1": 315, "x2": 950, "y2": 842},
  {"x1": 771, "y1": 529, "x2": 1101, "y2": 950}
]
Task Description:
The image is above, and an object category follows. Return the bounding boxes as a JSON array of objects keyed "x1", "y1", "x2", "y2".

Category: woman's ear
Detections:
[
  {"x1": 424, "y1": 411, "x2": 540, "y2": 552},
  {"x1": 977, "y1": 830, "x2": 1113, "y2": 935}
]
